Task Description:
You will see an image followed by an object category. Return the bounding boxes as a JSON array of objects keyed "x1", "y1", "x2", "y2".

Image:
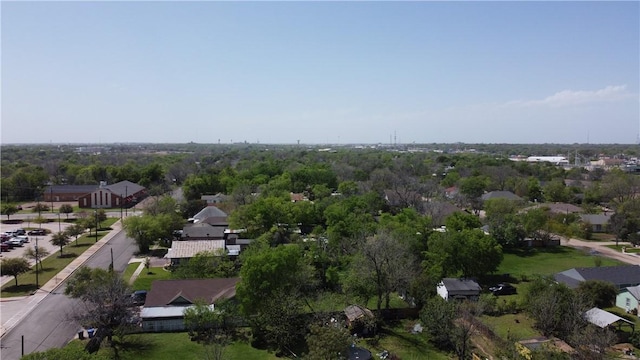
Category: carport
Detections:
[{"x1": 585, "y1": 307, "x2": 635, "y2": 333}]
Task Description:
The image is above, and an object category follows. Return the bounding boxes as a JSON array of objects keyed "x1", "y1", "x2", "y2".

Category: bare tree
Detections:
[
  {"x1": 350, "y1": 230, "x2": 418, "y2": 311},
  {"x1": 24, "y1": 246, "x2": 50, "y2": 271}
]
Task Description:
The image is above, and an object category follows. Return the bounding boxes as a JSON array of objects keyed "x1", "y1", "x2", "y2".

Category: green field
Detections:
[{"x1": 497, "y1": 246, "x2": 622, "y2": 279}]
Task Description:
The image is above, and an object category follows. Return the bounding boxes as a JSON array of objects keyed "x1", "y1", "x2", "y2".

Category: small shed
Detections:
[{"x1": 344, "y1": 305, "x2": 375, "y2": 335}]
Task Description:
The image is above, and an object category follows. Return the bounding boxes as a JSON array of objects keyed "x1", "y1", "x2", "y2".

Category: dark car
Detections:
[
  {"x1": 27, "y1": 229, "x2": 46, "y2": 236},
  {"x1": 489, "y1": 283, "x2": 517, "y2": 296},
  {"x1": 131, "y1": 290, "x2": 147, "y2": 306},
  {"x1": 1, "y1": 243, "x2": 11, "y2": 252}
]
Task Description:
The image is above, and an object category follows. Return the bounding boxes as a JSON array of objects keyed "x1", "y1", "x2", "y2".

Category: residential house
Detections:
[
  {"x1": 181, "y1": 223, "x2": 225, "y2": 241},
  {"x1": 189, "y1": 206, "x2": 228, "y2": 226},
  {"x1": 141, "y1": 278, "x2": 239, "y2": 332},
  {"x1": 525, "y1": 203, "x2": 583, "y2": 215},
  {"x1": 580, "y1": 214, "x2": 611, "y2": 233},
  {"x1": 164, "y1": 240, "x2": 227, "y2": 266},
  {"x1": 554, "y1": 265, "x2": 640, "y2": 290},
  {"x1": 481, "y1": 191, "x2": 523, "y2": 202},
  {"x1": 290, "y1": 192, "x2": 309, "y2": 202},
  {"x1": 616, "y1": 285, "x2": 640, "y2": 314},
  {"x1": 436, "y1": 278, "x2": 481, "y2": 301}
]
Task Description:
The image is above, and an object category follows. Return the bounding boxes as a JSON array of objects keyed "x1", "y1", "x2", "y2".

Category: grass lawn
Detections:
[
  {"x1": 480, "y1": 313, "x2": 540, "y2": 341},
  {"x1": 122, "y1": 262, "x2": 141, "y2": 283},
  {"x1": 360, "y1": 320, "x2": 450, "y2": 360},
  {"x1": 131, "y1": 266, "x2": 172, "y2": 291},
  {"x1": 58, "y1": 333, "x2": 279, "y2": 360},
  {"x1": 590, "y1": 233, "x2": 616, "y2": 241},
  {"x1": 1, "y1": 233, "x2": 109, "y2": 297},
  {"x1": 497, "y1": 246, "x2": 623, "y2": 280},
  {"x1": 605, "y1": 244, "x2": 640, "y2": 253}
]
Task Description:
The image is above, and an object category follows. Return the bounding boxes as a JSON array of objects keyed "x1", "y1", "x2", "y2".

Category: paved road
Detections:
[
  {"x1": 0, "y1": 229, "x2": 137, "y2": 360},
  {"x1": 562, "y1": 237, "x2": 640, "y2": 265}
]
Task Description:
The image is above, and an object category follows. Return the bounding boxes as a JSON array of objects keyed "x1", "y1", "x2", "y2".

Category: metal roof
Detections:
[
  {"x1": 165, "y1": 240, "x2": 225, "y2": 259},
  {"x1": 585, "y1": 307, "x2": 634, "y2": 328}
]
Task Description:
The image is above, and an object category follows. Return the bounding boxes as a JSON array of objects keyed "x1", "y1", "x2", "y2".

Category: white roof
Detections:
[
  {"x1": 584, "y1": 307, "x2": 634, "y2": 328},
  {"x1": 142, "y1": 304, "x2": 216, "y2": 319},
  {"x1": 165, "y1": 240, "x2": 225, "y2": 259}
]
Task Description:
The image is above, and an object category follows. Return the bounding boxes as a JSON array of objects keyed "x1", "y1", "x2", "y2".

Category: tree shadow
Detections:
[
  {"x1": 2, "y1": 283, "x2": 38, "y2": 295},
  {"x1": 113, "y1": 333, "x2": 157, "y2": 356},
  {"x1": 58, "y1": 253, "x2": 78, "y2": 259},
  {"x1": 1, "y1": 220, "x2": 23, "y2": 224}
]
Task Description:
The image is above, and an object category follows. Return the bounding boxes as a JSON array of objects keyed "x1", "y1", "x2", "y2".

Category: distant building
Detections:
[
  {"x1": 43, "y1": 180, "x2": 146, "y2": 209},
  {"x1": 526, "y1": 156, "x2": 569, "y2": 165}
]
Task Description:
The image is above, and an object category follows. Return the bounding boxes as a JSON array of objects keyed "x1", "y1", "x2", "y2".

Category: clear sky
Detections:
[{"x1": 2, "y1": 1, "x2": 639, "y2": 145}]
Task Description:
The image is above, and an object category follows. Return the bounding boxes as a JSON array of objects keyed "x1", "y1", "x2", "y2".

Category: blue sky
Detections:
[{"x1": 2, "y1": 1, "x2": 638, "y2": 144}]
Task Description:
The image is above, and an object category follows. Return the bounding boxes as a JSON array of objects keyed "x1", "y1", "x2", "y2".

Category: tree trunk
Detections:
[{"x1": 14, "y1": 276, "x2": 18, "y2": 287}]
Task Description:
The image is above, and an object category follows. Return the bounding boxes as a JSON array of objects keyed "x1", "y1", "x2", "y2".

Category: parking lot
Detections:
[{"x1": 0, "y1": 221, "x2": 73, "y2": 285}]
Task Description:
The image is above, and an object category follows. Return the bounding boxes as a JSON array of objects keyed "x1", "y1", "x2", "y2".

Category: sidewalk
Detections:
[{"x1": 0, "y1": 221, "x2": 123, "y2": 338}]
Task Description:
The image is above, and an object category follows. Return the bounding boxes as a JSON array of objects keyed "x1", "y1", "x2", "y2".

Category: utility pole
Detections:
[
  {"x1": 35, "y1": 237, "x2": 39, "y2": 289},
  {"x1": 95, "y1": 209, "x2": 98, "y2": 243}
]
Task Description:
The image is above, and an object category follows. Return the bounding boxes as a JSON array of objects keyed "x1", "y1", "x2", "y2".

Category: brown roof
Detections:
[{"x1": 144, "y1": 278, "x2": 240, "y2": 307}]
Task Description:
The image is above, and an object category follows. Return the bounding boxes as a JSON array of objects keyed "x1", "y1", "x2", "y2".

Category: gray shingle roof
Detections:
[
  {"x1": 481, "y1": 191, "x2": 522, "y2": 201},
  {"x1": 105, "y1": 180, "x2": 145, "y2": 197},
  {"x1": 554, "y1": 265, "x2": 640, "y2": 289},
  {"x1": 441, "y1": 278, "x2": 481, "y2": 292},
  {"x1": 183, "y1": 223, "x2": 225, "y2": 238},
  {"x1": 193, "y1": 206, "x2": 228, "y2": 224}
]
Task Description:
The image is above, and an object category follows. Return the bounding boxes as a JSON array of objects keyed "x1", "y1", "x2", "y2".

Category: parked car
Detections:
[
  {"x1": 489, "y1": 283, "x2": 517, "y2": 296},
  {"x1": 14, "y1": 228, "x2": 26, "y2": 236},
  {"x1": 27, "y1": 229, "x2": 46, "y2": 236},
  {"x1": 7, "y1": 238, "x2": 24, "y2": 247},
  {"x1": 15, "y1": 235, "x2": 29, "y2": 243},
  {"x1": 1, "y1": 243, "x2": 11, "y2": 252},
  {"x1": 131, "y1": 290, "x2": 147, "y2": 306}
]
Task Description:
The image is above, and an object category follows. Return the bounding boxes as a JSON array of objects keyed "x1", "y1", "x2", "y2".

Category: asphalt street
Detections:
[{"x1": 0, "y1": 229, "x2": 138, "y2": 360}]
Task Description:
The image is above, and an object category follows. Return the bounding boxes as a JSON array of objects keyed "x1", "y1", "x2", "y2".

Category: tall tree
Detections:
[
  {"x1": 349, "y1": 230, "x2": 417, "y2": 311},
  {"x1": 64, "y1": 267, "x2": 135, "y2": 354},
  {"x1": 305, "y1": 322, "x2": 352, "y2": 360},
  {"x1": 50, "y1": 231, "x2": 71, "y2": 256},
  {"x1": 236, "y1": 244, "x2": 314, "y2": 353},
  {"x1": 1, "y1": 204, "x2": 19, "y2": 221},
  {"x1": 1, "y1": 257, "x2": 31, "y2": 286},
  {"x1": 24, "y1": 246, "x2": 50, "y2": 271},
  {"x1": 59, "y1": 204, "x2": 74, "y2": 219},
  {"x1": 66, "y1": 223, "x2": 85, "y2": 246}
]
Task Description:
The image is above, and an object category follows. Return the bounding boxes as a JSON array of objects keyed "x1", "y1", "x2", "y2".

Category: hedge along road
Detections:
[{"x1": 0, "y1": 223, "x2": 138, "y2": 360}]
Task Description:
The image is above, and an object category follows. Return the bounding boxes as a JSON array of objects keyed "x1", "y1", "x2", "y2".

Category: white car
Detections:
[
  {"x1": 15, "y1": 235, "x2": 29, "y2": 243},
  {"x1": 7, "y1": 238, "x2": 24, "y2": 247}
]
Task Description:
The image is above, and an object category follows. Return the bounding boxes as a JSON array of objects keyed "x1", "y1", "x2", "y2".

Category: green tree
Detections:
[
  {"x1": 59, "y1": 204, "x2": 74, "y2": 219},
  {"x1": 543, "y1": 179, "x2": 571, "y2": 203},
  {"x1": 1, "y1": 203, "x2": 19, "y2": 221},
  {"x1": 123, "y1": 215, "x2": 166, "y2": 253},
  {"x1": 526, "y1": 177, "x2": 544, "y2": 202},
  {"x1": 445, "y1": 211, "x2": 481, "y2": 231},
  {"x1": 172, "y1": 250, "x2": 237, "y2": 279},
  {"x1": 575, "y1": 280, "x2": 617, "y2": 309},
  {"x1": 1, "y1": 257, "x2": 31, "y2": 286},
  {"x1": 236, "y1": 244, "x2": 314, "y2": 353},
  {"x1": 50, "y1": 231, "x2": 71, "y2": 256},
  {"x1": 66, "y1": 223, "x2": 85, "y2": 246},
  {"x1": 183, "y1": 298, "x2": 236, "y2": 345},
  {"x1": 420, "y1": 296, "x2": 456, "y2": 349},
  {"x1": 424, "y1": 229, "x2": 503, "y2": 279},
  {"x1": 305, "y1": 322, "x2": 352, "y2": 360},
  {"x1": 64, "y1": 267, "x2": 135, "y2": 354}
]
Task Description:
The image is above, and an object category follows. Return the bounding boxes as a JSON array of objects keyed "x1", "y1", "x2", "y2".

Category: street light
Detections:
[{"x1": 34, "y1": 237, "x2": 39, "y2": 289}]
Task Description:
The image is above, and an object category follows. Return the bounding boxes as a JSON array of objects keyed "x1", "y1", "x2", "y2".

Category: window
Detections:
[{"x1": 627, "y1": 298, "x2": 631, "y2": 307}]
